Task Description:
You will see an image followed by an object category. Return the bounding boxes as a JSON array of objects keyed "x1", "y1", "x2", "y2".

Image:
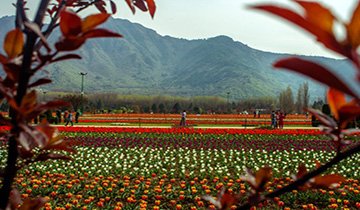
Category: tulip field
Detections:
[
  {"x1": 0, "y1": 126, "x2": 360, "y2": 209},
  {"x1": 77, "y1": 113, "x2": 312, "y2": 126}
]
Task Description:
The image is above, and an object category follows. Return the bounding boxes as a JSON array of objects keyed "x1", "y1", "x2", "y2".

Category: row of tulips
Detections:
[
  {"x1": 64, "y1": 136, "x2": 357, "y2": 152},
  {"x1": 78, "y1": 118, "x2": 312, "y2": 125},
  {"x1": 12, "y1": 170, "x2": 360, "y2": 210},
  {"x1": 0, "y1": 126, "x2": 326, "y2": 135},
  {"x1": 83, "y1": 113, "x2": 310, "y2": 119}
]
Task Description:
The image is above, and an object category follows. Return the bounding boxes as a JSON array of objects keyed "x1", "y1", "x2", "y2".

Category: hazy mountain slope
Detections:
[{"x1": 0, "y1": 16, "x2": 357, "y2": 100}]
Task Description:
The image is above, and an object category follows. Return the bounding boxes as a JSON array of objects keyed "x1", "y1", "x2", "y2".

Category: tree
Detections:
[
  {"x1": 158, "y1": 103, "x2": 165, "y2": 113},
  {"x1": 302, "y1": 82, "x2": 310, "y2": 110},
  {"x1": 58, "y1": 94, "x2": 88, "y2": 112},
  {"x1": 172, "y1": 102, "x2": 181, "y2": 113},
  {"x1": 312, "y1": 98, "x2": 324, "y2": 110},
  {"x1": 279, "y1": 86, "x2": 294, "y2": 114},
  {"x1": 0, "y1": 0, "x2": 157, "y2": 208},
  {"x1": 295, "y1": 82, "x2": 310, "y2": 114},
  {"x1": 151, "y1": 103, "x2": 157, "y2": 113},
  {"x1": 295, "y1": 84, "x2": 304, "y2": 114}
]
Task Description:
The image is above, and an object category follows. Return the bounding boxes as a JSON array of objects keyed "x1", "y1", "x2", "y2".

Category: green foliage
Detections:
[{"x1": 279, "y1": 86, "x2": 295, "y2": 113}]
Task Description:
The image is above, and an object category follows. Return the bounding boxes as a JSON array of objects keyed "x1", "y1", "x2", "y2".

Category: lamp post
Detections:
[
  {"x1": 43, "y1": 91, "x2": 47, "y2": 102},
  {"x1": 226, "y1": 91, "x2": 231, "y2": 114},
  {"x1": 79, "y1": 72, "x2": 87, "y2": 114}
]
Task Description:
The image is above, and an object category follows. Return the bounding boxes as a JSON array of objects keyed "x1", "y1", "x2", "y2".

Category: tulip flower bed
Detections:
[
  {"x1": 0, "y1": 127, "x2": 359, "y2": 209},
  {"x1": 78, "y1": 113, "x2": 312, "y2": 126}
]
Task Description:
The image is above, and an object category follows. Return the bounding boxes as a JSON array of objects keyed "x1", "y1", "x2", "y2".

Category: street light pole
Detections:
[
  {"x1": 226, "y1": 91, "x2": 231, "y2": 114},
  {"x1": 43, "y1": 91, "x2": 47, "y2": 102},
  {"x1": 79, "y1": 72, "x2": 87, "y2": 114}
]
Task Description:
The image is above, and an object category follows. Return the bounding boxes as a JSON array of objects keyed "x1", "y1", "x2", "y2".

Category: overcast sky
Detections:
[{"x1": 0, "y1": 0, "x2": 358, "y2": 58}]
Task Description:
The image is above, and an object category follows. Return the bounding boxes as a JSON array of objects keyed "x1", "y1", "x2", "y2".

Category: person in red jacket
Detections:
[{"x1": 278, "y1": 112, "x2": 286, "y2": 129}]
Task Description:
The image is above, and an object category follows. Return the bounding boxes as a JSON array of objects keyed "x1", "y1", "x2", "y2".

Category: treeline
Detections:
[{"x1": 0, "y1": 82, "x2": 323, "y2": 114}]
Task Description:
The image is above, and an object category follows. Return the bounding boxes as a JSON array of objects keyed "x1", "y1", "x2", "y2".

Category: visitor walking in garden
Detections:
[
  {"x1": 271, "y1": 110, "x2": 277, "y2": 128},
  {"x1": 56, "y1": 110, "x2": 61, "y2": 124},
  {"x1": 65, "y1": 111, "x2": 74, "y2": 126},
  {"x1": 75, "y1": 110, "x2": 80, "y2": 123},
  {"x1": 278, "y1": 112, "x2": 286, "y2": 129},
  {"x1": 180, "y1": 110, "x2": 187, "y2": 126},
  {"x1": 63, "y1": 110, "x2": 68, "y2": 124}
]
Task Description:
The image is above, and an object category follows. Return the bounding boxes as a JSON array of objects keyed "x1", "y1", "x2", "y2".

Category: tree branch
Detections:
[
  {"x1": 0, "y1": 0, "x2": 51, "y2": 208},
  {"x1": 236, "y1": 142, "x2": 360, "y2": 210}
]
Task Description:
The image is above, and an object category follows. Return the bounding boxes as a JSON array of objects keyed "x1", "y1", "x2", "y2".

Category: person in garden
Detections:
[
  {"x1": 56, "y1": 110, "x2": 61, "y2": 124},
  {"x1": 63, "y1": 110, "x2": 69, "y2": 124},
  {"x1": 65, "y1": 110, "x2": 74, "y2": 126},
  {"x1": 271, "y1": 110, "x2": 277, "y2": 128},
  {"x1": 180, "y1": 110, "x2": 187, "y2": 126},
  {"x1": 75, "y1": 110, "x2": 80, "y2": 123},
  {"x1": 278, "y1": 112, "x2": 286, "y2": 129}
]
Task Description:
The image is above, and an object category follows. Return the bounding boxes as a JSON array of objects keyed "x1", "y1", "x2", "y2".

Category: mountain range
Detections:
[{"x1": 0, "y1": 15, "x2": 358, "y2": 100}]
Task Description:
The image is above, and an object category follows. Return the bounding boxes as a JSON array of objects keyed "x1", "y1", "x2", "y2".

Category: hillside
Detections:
[{"x1": 0, "y1": 15, "x2": 357, "y2": 100}]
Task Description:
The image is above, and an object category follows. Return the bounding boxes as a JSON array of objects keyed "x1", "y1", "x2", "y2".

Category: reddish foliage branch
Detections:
[
  {"x1": 0, "y1": 0, "x2": 156, "y2": 209},
  {"x1": 236, "y1": 143, "x2": 360, "y2": 209},
  {"x1": 0, "y1": 1, "x2": 51, "y2": 208}
]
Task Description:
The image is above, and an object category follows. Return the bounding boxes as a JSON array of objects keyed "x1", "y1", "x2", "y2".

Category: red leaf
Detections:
[
  {"x1": 4, "y1": 28, "x2": 24, "y2": 59},
  {"x1": 274, "y1": 57, "x2": 358, "y2": 98},
  {"x1": 220, "y1": 191, "x2": 238, "y2": 209},
  {"x1": 94, "y1": 1, "x2": 107, "y2": 13},
  {"x1": 313, "y1": 174, "x2": 345, "y2": 189},
  {"x1": 37, "y1": 100, "x2": 70, "y2": 111},
  {"x1": 19, "y1": 197, "x2": 48, "y2": 210},
  {"x1": 18, "y1": 122, "x2": 49, "y2": 149},
  {"x1": 338, "y1": 103, "x2": 360, "y2": 128},
  {"x1": 25, "y1": 100, "x2": 69, "y2": 121},
  {"x1": 327, "y1": 88, "x2": 347, "y2": 120},
  {"x1": 146, "y1": 0, "x2": 156, "y2": 18},
  {"x1": 110, "y1": 0, "x2": 117, "y2": 14},
  {"x1": 0, "y1": 83, "x2": 19, "y2": 111},
  {"x1": 35, "y1": 153, "x2": 72, "y2": 162},
  {"x1": 51, "y1": 54, "x2": 81, "y2": 63},
  {"x1": 347, "y1": 1, "x2": 360, "y2": 48},
  {"x1": 306, "y1": 108, "x2": 337, "y2": 128},
  {"x1": 295, "y1": 0, "x2": 335, "y2": 34},
  {"x1": 134, "y1": 0, "x2": 147, "y2": 12},
  {"x1": 296, "y1": 163, "x2": 308, "y2": 178},
  {"x1": 83, "y1": 28, "x2": 123, "y2": 39},
  {"x1": 8, "y1": 189, "x2": 22, "y2": 209},
  {"x1": 28, "y1": 78, "x2": 52, "y2": 88},
  {"x1": 2, "y1": 63, "x2": 20, "y2": 81},
  {"x1": 55, "y1": 37, "x2": 86, "y2": 51},
  {"x1": 0, "y1": 53, "x2": 7, "y2": 64},
  {"x1": 18, "y1": 131, "x2": 32, "y2": 151},
  {"x1": 250, "y1": 4, "x2": 349, "y2": 57},
  {"x1": 82, "y1": 13, "x2": 111, "y2": 32},
  {"x1": 125, "y1": 0, "x2": 136, "y2": 14},
  {"x1": 254, "y1": 166, "x2": 272, "y2": 190},
  {"x1": 20, "y1": 90, "x2": 37, "y2": 114},
  {"x1": 43, "y1": 140, "x2": 76, "y2": 153},
  {"x1": 59, "y1": 10, "x2": 82, "y2": 37}
]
